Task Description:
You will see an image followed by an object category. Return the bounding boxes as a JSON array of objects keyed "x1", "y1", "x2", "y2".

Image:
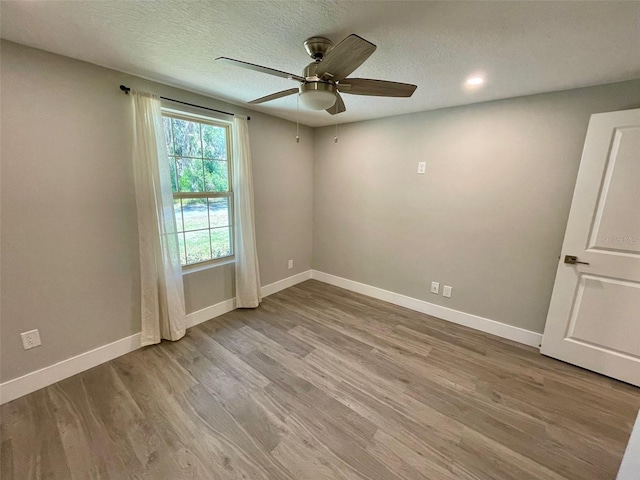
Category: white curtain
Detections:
[
  {"x1": 232, "y1": 116, "x2": 262, "y2": 308},
  {"x1": 131, "y1": 91, "x2": 186, "y2": 345}
]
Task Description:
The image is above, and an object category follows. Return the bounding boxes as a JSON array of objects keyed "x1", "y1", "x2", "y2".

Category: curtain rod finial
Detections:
[{"x1": 120, "y1": 85, "x2": 131, "y2": 94}]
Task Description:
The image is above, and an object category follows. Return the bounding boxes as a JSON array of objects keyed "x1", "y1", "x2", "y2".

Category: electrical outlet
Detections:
[
  {"x1": 21, "y1": 329, "x2": 42, "y2": 350},
  {"x1": 443, "y1": 285, "x2": 453, "y2": 298},
  {"x1": 430, "y1": 282, "x2": 440, "y2": 294},
  {"x1": 288, "y1": 259, "x2": 294, "y2": 270},
  {"x1": 417, "y1": 161, "x2": 426, "y2": 174}
]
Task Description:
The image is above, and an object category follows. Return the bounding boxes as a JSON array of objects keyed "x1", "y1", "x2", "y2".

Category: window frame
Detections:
[{"x1": 161, "y1": 108, "x2": 234, "y2": 271}]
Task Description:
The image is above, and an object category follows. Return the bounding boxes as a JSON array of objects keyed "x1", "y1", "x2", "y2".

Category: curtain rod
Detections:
[{"x1": 119, "y1": 85, "x2": 250, "y2": 120}]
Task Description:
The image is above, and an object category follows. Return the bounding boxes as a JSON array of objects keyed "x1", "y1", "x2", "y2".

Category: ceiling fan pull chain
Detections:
[
  {"x1": 296, "y1": 93, "x2": 300, "y2": 143},
  {"x1": 335, "y1": 107, "x2": 339, "y2": 143}
]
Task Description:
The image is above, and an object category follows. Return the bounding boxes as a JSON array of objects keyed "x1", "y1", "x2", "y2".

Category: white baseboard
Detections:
[
  {"x1": 0, "y1": 333, "x2": 142, "y2": 405},
  {"x1": 311, "y1": 270, "x2": 542, "y2": 348},
  {"x1": 0, "y1": 270, "x2": 313, "y2": 405},
  {"x1": 261, "y1": 270, "x2": 313, "y2": 297},
  {"x1": 185, "y1": 298, "x2": 236, "y2": 329}
]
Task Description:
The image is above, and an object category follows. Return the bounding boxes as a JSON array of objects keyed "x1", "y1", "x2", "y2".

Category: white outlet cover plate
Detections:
[
  {"x1": 417, "y1": 162, "x2": 426, "y2": 174},
  {"x1": 431, "y1": 281, "x2": 440, "y2": 294},
  {"x1": 21, "y1": 329, "x2": 42, "y2": 350},
  {"x1": 443, "y1": 285, "x2": 453, "y2": 298}
]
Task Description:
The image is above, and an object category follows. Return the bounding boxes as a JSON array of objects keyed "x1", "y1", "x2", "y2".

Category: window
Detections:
[{"x1": 162, "y1": 111, "x2": 233, "y2": 267}]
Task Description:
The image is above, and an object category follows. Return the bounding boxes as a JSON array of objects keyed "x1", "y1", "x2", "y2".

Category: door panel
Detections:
[
  {"x1": 541, "y1": 109, "x2": 640, "y2": 386},
  {"x1": 588, "y1": 127, "x2": 640, "y2": 254},
  {"x1": 567, "y1": 275, "x2": 640, "y2": 357}
]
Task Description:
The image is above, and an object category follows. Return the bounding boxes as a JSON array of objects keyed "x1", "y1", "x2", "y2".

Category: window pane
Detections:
[
  {"x1": 163, "y1": 113, "x2": 234, "y2": 267},
  {"x1": 163, "y1": 117, "x2": 174, "y2": 155},
  {"x1": 211, "y1": 227, "x2": 232, "y2": 259},
  {"x1": 182, "y1": 198, "x2": 209, "y2": 231},
  {"x1": 176, "y1": 158, "x2": 204, "y2": 192},
  {"x1": 208, "y1": 197, "x2": 230, "y2": 227},
  {"x1": 174, "y1": 199, "x2": 184, "y2": 232},
  {"x1": 178, "y1": 233, "x2": 186, "y2": 265},
  {"x1": 172, "y1": 118, "x2": 202, "y2": 157},
  {"x1": 204, "y1": 160, "x2": 229, "y2": 192},
  {"x1": 185, "y1": 230, "x2": 211, "y2": 265},
  {"x1": 202, "y1": 124, "x2": 227, "y2": 160},
  {"x1": 169, "y1": 157, "x2": 178, "y2": 192}
]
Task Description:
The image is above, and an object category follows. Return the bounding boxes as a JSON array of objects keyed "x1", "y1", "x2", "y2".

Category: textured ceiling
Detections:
[{"x1": 2, "y1": 1, "x2": 639, "y2": 127}]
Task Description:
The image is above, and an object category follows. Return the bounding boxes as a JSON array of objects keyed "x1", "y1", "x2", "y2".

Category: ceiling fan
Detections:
[{"x1": 216, "y1": 34, "x2": 417, "y2": 115}]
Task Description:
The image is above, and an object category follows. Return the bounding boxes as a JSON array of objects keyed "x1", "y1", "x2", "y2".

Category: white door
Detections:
[{"x1": 541, "y1": 108, "x2": 640, "y2": 387}]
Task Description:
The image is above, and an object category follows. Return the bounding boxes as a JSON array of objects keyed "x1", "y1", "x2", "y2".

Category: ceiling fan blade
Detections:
[
  {"x1": 315, "y1": 34, "x2": 376, "y2": 82},
  {"x1": 249, "y1": 88, "x2": 299, "y2": 104},
  {"x1": 216, "y1": 57, "x2": 305, "y2": 82},
  {"x1": 339, "y1": 78, "x2": 417, "y2": 97},
  {"x1": 326, "y1": 92, "x2": 346, "y2": 115}
]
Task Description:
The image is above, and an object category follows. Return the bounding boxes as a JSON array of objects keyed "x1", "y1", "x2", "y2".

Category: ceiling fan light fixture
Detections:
[{"x1": 299, "y1": 82, "x2": 337, "y2": 110}]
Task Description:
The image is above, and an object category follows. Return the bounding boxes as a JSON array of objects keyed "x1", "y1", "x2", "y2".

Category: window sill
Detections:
[{"x1": 182, "y1": 256, "x2": 235, "y2": 275}]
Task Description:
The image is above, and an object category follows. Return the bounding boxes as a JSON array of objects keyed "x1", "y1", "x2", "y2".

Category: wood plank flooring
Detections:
[{"x1": 2, "y1": 280, "x2": 639, "y2": 479}]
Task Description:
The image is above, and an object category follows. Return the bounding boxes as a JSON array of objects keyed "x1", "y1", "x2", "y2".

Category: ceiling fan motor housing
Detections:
[
  {"x1": 304, "y1": 36, "x2": 333, "y2": 61},
  {"x1": 304, "y1": 62, "x2": 324, "y2": 80}
]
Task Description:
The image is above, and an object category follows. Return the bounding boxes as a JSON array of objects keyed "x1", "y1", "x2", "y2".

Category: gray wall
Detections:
[
  {"x1": 1, "y1": 41, "x2": 314, "y2": 382},
  {"x1": 3, "y1": 38, "x2": 638, "y2": 384},
  {"x1": 313, "y1": 79, "x2": 640, "y2": 334}
]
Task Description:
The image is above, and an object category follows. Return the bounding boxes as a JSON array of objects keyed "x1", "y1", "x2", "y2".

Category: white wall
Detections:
[
  {"x1": 0, "y1": 41, "x2": 314, "y2": 382},
  {"x1": 313, "y1": 79, "x2": 640, "y2": 334}
]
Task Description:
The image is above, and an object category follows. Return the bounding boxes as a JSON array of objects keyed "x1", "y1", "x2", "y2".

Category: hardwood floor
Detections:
[{"x1": 2, "y1": 280, "x2": 639, "y2": 479}]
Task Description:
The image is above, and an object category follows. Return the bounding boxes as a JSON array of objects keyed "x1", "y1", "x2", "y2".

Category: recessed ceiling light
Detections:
[{"x1": 466, "y1": 77, "x2": 484, "y2": 86}]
